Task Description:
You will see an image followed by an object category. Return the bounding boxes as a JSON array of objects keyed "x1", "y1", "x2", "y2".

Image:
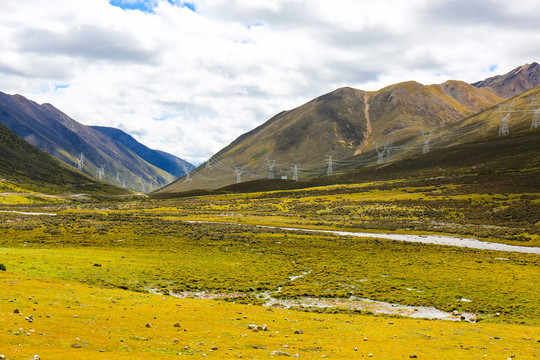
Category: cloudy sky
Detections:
[{"x1": 1, "y1": 0, "x2": 539, "y2": 164}]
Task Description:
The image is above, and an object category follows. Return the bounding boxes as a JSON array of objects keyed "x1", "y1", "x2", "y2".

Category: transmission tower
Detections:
[
  {"x1": 76, "y1": 153, "x2": 85, "y2": 171},
  {"x1": 97, "y1": 165, "x2": 105, "y2": 180},
  {"x1": 375, "y1": 143, "x2": 385, "y2": 164},
  {"x1": 422, "y1": 131, "x2": 432, "y2": 154},
  {"x1": 235, "y1": 166, "x2": 244, "y2": 183},
  {"x1": 326, "y1": 156, "x2": 333, "y2": 175},
  {"x1": 267, "y1": 159, "x2": 276, "y2": 179},
  {"x1": 497, "y1": 103, "x2": 513, "y2": 136},
  {"x1": 292, "y1": 164, "x2": 299, "y2": 181},
  {"x1": 384, "y1": 141, "x2": 393, "y2": 161},
  {"x1": 498, "y1": 113, "x2": 510, "y2": 136},
  {"x1": 532, "y1": 109, "x2": 540, "y2": 129}
]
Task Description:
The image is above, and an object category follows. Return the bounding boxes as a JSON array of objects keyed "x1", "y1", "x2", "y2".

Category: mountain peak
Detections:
[{"x1": 472, "y1": 62, "x2": 540, "y2": 99}]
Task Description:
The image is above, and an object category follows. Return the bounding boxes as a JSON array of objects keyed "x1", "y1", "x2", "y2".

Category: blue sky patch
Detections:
[
  {"x1": 53, "y1": 84, "x2": 70, "y2": 91},
  {"x1": 109, "y1": 1, "x2": 195, "y2": 13},
  {"x1": 489, "y1": 64, "x2": 498, "y2": 72}
]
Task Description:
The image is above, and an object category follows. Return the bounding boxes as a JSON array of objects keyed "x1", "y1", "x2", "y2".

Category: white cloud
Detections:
[{"x1": 0, "y1": 0, "x2": 539, "y2": 164}]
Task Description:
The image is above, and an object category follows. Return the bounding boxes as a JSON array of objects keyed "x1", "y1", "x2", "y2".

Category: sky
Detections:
[{"x1": 1, "y1": 0, "x2": 539, "y2": 164}]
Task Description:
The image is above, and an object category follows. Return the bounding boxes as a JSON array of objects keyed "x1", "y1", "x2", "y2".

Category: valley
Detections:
[{"x1": 1, "y1": 169, "x2": 538, "y2": 358}]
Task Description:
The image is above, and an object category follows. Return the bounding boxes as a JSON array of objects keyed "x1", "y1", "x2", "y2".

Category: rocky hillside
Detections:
[{"x1": 472, "y1": 62, "x2": 540, "y2": 99}]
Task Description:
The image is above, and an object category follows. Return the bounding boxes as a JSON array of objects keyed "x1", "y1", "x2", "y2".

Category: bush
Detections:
[{"x1": 0, "y1": 264, "x2": 6, "y2": 271}]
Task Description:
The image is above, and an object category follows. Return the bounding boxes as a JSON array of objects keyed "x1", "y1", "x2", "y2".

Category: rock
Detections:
[
  {"x1": 210, "y1": 346, "x2": 218, "y2": 351},
  {"x1": 32, "y1": 356, "x2": 40, "y2": 360},
  {"x1": 410, "y1": 356, "x2": 418, "y2": 359},
  {"x1": 271, "y1": 350, "x2": 290, "y2": 356},
  {"x1": 172, "y1": 338, "x2": 179, "y2": 343},
  {"x1": 363, "y1": 337, "x2": 368, "y2": 341},
  {"x1": 354, "y1": 347, "x2": 358, "y2": 351},
  {"x1": 510, "y1": 355, "x2": 515, "y2": 358},
  {"x1": 452, "y1": 310, "x2": 459, "y2": 316},
  {"x1": 71, "y1": 344, "x2": 82, "y2": 348},
  {"x1": 258, "y1": 324, "x2": 269, "y2": 331},
  {"x1": 0, "y1": 355, "x2": 5, "y2": 359},
  {"x1": 173, "y1": 323, "x2": 181, "y2": 328},
  {"x1": 145, "y1": 323, "x2": 152, "y2": 328},
  {"x1": 368, "y1": 354, "x2": 373, "y2": 358},
  {"x1": 248, "y1": 324, "x2": 258, "y2": 330},
  {"x1": 183, "y1": 346, "x2": 190, "y2": 350},
  {"x1": 99, "y1": 350, "x2": 106, "y2": 352},
  {"x1": 14, "y1": 309, "x2": 20, "y2": 314},
  {"x1": 252, "y1": 328, "x2": 259, "y2": 332},
  {"x1": 294, "y1": 330, "x2": 303, "y2": 334}
]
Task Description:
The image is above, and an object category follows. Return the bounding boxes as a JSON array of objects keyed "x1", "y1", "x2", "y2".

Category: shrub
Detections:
[{"x1": 0, "y1": 264, "x2": 6, "y2": 271}]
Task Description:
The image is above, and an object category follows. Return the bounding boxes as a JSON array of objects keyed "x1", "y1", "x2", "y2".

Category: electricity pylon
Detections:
[
  {"x1": 235, "y1": 166, "x2": 244, "y2": 183},
  {"x1": 498, "y1": 113, "x2": 510, "y2": 136},
  {"x1": 375, "y1": 142, "x2": 385, "y2": 164},
  {"x1": 292, "y1": 164, "x2": 299, "y2": 181},
  {"x1": 97, "y1": 165, "x2": 105, "y2": 180},
  {"x1": 384, "y1": 141, "x2": 393, "y2": 161},
  {"x1": 76, "y1": 153, "x2": 84, "y2": 171},
  {"x1": 422, "y1": 131, "x2": 432, "y2": 154},
  {"x1": 267, "y1": 159, "x2": 276, "y2": 179},
  {"x1": 326, "y1": 156, "x2": 333, "y2": 175}
]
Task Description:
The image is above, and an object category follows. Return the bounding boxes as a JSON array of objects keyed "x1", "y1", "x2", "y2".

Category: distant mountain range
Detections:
[
  {"x1": 0, "y1": 121, "x2": 123, "y2": 194},
  {"x1": 0, "y1": 92, "x2": 193, "y2": 192},
  {"x1": 155, "y1": 62, "x2": 540, "y2": 195},
  {"x1": 472, "y1": 62, "x2": 539, "y2": 99},
  {"x1": 90, "y1": 126, "x2": 194, "y2": 178}
]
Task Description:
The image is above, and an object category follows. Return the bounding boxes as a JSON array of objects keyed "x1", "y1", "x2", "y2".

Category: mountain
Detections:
[
  {"x1": 0, "y1": 92, "x2": 172, "y2": 192},
  {"x1": 0, "y1": 122, "x2": 124, "y2": 194},
  {"x1": 472, "y1": 62, "x2": 540, "y2": 99},
  {"x1": 153, "y1": 79, "x2": 503, "y2": 195},
  {"x1": 90, "y1": 126, "x2": 194, "y2": 177}
]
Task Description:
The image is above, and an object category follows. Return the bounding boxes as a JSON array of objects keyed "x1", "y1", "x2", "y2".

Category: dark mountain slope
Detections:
[
  {"x1": 0, "y1": 122, "x2": 124, "y2": 194},
  {"x1": 0, "y1": 92, "x2": 171, "y2": 192}
]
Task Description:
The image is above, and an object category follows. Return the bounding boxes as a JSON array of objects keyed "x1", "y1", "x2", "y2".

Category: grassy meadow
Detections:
[{"x1": 0, "y1": 180, "x2": 539, "y2": 358}]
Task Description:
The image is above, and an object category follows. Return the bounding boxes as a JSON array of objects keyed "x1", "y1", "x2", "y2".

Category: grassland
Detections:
[{"x1": 1, "y1": 179, "x2": 538, "y2": 359}]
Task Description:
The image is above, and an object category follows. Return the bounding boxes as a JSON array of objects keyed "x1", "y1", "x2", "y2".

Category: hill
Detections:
[
  {"x1": 472, "y1": 62, "x2": 540, "y2": 99},
  {"x1": 154, "y1": 79, "x2": 503, "y2": 195},
  {"x1": 90, "y1": 126, "x2": 194, "y2": 177},
  {"x1": 0, "y1": 92, "x2": 173, "y2": 192},
  {"x1": 0, "y1": 122, "x2": 125, "y2": 196}
]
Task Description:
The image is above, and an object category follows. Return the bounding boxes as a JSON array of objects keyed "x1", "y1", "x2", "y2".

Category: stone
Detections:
[
  {"x1": 173, "y1": 323, "x2": 181, "y2": 328},
  {"x1": 452, "y1": 310, "x2": 459, "y2": 316},
  {"x1": 71, "y1": 344, "x2": 82, "y2": 348},
  {"x1": 14, "y1": 309, "x2": 20, "y2": 314},
  {"x1": 0, "y1": 355, "x2": 5, "y2": 359},
  {"x1": 32, "y1": 355, "x2": 40, "y2": 360},
  {"x1": 271, "y1": 350, "x2": 290, "y2": 357},
  {"x1": 172, "y1": 338, "x2": 180, "y2": 343},
  {"x1": 294, "y1": 330, "x2": 303, "y2": 334},
  {"x1": 211, "y1": 346, "x2": 218, "y2": 351},
  {"x1": 410, "y1": 356, "x2": 418, "y2": 359},
  {"x1": 183, "y1": 346, "x2": 190, "y2": 350},
  {"x1": 363, "y1": 337, "x2": 368, "y2": 341},
  {"x1": 247, "y1": 324, "x2": 258, "y2": 330},
  {"x1": 145, "y1": 323, "x2": 152, "y2": 328}
]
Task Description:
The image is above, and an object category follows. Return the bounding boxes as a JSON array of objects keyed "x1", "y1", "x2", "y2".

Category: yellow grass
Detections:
[{"x1": 1, "y1": 272, "x2": 537, "y2": 359}]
